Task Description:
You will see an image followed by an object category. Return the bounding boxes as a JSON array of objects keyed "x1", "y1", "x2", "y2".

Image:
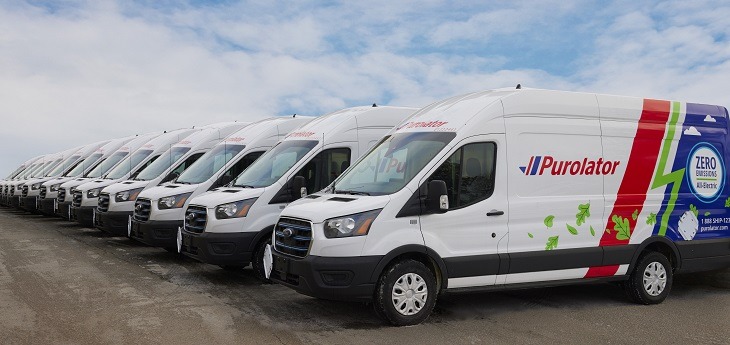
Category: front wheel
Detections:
[
  {"x1": 251, "y1": 236, "x2": 272, "y2": 283},
  {"x1": 374, "y1": 259, "x2": 437, "y2": 326},
  {"x1": 624, "y1": 251, "x2": 673, "y2": 304}
]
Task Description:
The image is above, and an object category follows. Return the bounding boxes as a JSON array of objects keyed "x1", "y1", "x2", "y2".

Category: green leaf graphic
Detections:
[
  {"x1": 576, "y1": 203, "x2": 590, "y2": 226},
  {"x1": 590, "y1": 226, "x2": 596, "y2": 236},
  {"x1": 725, "y1": 197, "x2": 730, "y2": 208},
  {"x1": 528, "y1": 233, "x2": 534, "y2": 238},
  {"x1": 690, "y1": 204, "x2": 698, "y2": 217},
  {"x1": 544, "y1": 215, "x2": 555, "y2": 228},
  {"x1": 631, "y1": 209, "x2": 638, "y2": 221},
  {"x1": 566, "y1": 224, "x2": 578, "y2": 235},
  {"x1": 545, "y1": 236, "x2": 559, "y2": 251},
  {"x1": 612, "y1": 214, "x2": 631, "y2": 241},
  {"x1": 646, "y1": 213, "x2": 657, "y2": 225},
  {"x1": 704, "y1": 211, "x2": 710, "y2": 216}
]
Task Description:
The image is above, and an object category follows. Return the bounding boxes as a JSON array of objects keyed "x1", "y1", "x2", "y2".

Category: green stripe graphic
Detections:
[{"x1": 651, "y1": 101, "x2": 684, "y2": 236}]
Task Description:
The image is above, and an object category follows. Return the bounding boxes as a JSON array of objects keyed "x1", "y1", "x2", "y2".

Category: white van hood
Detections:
[
  {"x1": 280, "y1": 193, "x2": 391, "y2": 224},
  {"x1": 137, "y1": 184, "x2": 197, "y2": 201},
  {"x1": 102, "y1": 180, "x2": 151, "y2": 195},
  {"x1": 188, "y1": 187, "x2": 265, "y2": 207}
]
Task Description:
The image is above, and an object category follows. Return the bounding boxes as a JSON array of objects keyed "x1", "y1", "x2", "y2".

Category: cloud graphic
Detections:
[
  {"x1": 704, "y1": 115, "x2": 717, "y2": 122},
  {"x1": 684, "y1": 126, "x2": 701, "y2": 136}
]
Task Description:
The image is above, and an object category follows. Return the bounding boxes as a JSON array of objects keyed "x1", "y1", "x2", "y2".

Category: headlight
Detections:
[
  {"x1": 115, "y1": 188, "x2": 144, "y2": 202},
  {"x1": 215, "y1": 198, "x2": 257, "y2": 219},
  {"x1": 50, "y1": 184, "x2": 60, "y2": 192},
  {"x1": 158, "y1": 193, "x2": 192, "y2": 209},
  {"x1": 86, "y1": 188, "x2": 102, "y2": 198},
  {"x1": 323, "y1": 209, "x2": 382, "y2": 238},
  {"x1": 31, "y1": 183, "x2": 41, "y2": 190}
]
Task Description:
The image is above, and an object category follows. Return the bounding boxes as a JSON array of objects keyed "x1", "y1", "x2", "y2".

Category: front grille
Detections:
[
  {"x1": 22, "y1": 185, "x2": 28, "y2": 197},
  {"x1": 39, "y1": 186, "x2": 47, "y2": 199},
  {"x1": 98, "y1": 193, "x2": 110, "y2": 212},
  {"x1": 274, "y1": 217, "x2": 312, "y2": 258},
  {"x1": 57, "y1": 188, "x2": 66, "y2": 203},
  {"x1": 184, "y1": 206, "x2": 207, "y2": 233},
  {"x1": 133, "y1": 198, "x2": 151, "y2": 221},
  {"x1": 72, "y1": 191, "x2": 82, "y2": 207},
  {"x1": 3, "y1": 185, "x2": 7, "y2": 194},
  {"x1": 10, "y1": 185, "x2": 15, "y2": 195}
]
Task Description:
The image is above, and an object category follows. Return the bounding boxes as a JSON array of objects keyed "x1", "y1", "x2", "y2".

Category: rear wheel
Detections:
[
  {"x1": 374, "y1": 259, "x2": 437, "y2": 326},
  {"x1": 252, "y1": 236, "x2": 272, "y2": 283},
  {"x1": 624, "y1": 251, "x2": 673, "y2": 304}
]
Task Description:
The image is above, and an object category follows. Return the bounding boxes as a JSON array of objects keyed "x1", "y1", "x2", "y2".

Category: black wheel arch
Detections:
[
  {"x1": 370, "y1": 244, "x2": 449, "y2": 291},
  {"x1": 248, "y1": 224, "x2": 275, "y2": 252},
  {"x1": 627, "y1": 236, "x2": 682, "y2": 274}
]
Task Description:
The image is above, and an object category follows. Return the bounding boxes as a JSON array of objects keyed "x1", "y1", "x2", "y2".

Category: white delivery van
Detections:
[
  {"x1": 179, "y1": 106, "x2": 416, "y2": 279},
  {"x1": 23, "y1": 140, "x2": 110, "y2": 215},
  {"x1": 0, "y1": 155, "x2": 43, "y2": 207},
  {"x1": 55, "y1": 135, "x2": 140, "y2": 219},
  {"x1": 4, "y1": 156, "x2": 50, "y2": 208},
  {"x1": 129, "y1": 116, "x2": 313, "y2": 251},
  {"x1": 269, "y1": 88, "x2": 730, "y2": 326},
  {"x1": 95, "y1": 122, "x2": 249, "y2": 235},
  {"x1": 16, "y1": 149, "x2": 74, "y2": 211},
  {"x1": 38, "y1": 136, "x2": 135, "y2": 216},
  {"x1": 71, "y1": 128, "x2": 199, "y2": 227}
]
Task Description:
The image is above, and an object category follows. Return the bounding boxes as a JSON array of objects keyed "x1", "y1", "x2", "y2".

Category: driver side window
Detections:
[{"x1": 427, "y1": 142, "x2": 496, "y2": 209}]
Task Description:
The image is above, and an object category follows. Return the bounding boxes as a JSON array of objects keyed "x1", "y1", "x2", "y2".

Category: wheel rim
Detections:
[
  {"x1": 391, "y1": 272, "x2": 428, "y2": 316},
  {"x1": 642, "y1": 261, "x2": 667, "y2": 296}
]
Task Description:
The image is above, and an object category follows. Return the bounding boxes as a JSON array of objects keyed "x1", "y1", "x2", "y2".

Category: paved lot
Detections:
[{"x1": 0, "y1": 208, "x2": 728, "y2": 345}]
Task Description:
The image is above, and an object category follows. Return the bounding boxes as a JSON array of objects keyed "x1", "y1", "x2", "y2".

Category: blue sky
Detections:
[{"x1": 1, "y1": 0, "x2": 730, "y2": 176}]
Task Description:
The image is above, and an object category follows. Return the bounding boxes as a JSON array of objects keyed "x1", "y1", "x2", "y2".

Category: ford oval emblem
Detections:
[
  {"x1": 135, "y1": 204, "x2": 142, "y2": 211},
  {"x1": 186, "y1": 213, "x2": 195, "y2": 222},
  {"x1": 282, "y1": 228, "x2": 294, "y2": 238}
]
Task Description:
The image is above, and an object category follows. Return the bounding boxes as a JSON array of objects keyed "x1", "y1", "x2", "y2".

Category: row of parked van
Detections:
[{"x1": 3, "y1": 87, "x2": 730, "y2": 326}]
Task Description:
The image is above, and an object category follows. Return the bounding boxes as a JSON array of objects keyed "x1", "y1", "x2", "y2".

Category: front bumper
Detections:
[
  {"x1": 130, "y1": 219, "x2": 182, "y2": 248},
  {"x1": 72, "y1": 206, "x2": 95, "y2": 227},
  {"x1": 57, "y1": 201, "x2": 72, "y2": 219},
  {"x1": 270, "y1": 251, "x2": 382, "y2": 302},
  {"x1": 20, "y1": 196, "x2": 39, "y2": 213},
  {"x1": 39, "y1": 198, "x2": 57, "y2": 216},
  {"x1": 180, "y1": 230, "x2": 256, "y2": 266},
  {"x1": 10, "y1": 196, "x2": 20, "y2": 209},
  {"x1": 95, "y1": 211, "x2": 133, "y2": 236}
]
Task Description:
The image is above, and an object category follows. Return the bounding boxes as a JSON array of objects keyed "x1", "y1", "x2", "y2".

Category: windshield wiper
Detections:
[
  {"x1": 334, "y1": 190, "x2": 370, "y2": 196},
  {"x1": 234, "y1": 184, "x2": 255, "y2": 188}
]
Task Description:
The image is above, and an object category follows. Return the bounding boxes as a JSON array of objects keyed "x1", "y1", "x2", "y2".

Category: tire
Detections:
[
  {"x1": 374, "y1": 259, "x2": 437, "y2": 326},
  {"x1": 624, "y1": 251, "x2": 673, "y2": 304},
  {"x1": 251, "y1": 236, "x2": 272, "y2": 283}
]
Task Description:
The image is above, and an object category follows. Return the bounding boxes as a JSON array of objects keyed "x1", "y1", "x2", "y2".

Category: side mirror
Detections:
[
  {"x1": 162, "y1": 172, "x2": 179, "y2": 183},
  {"x1": 291, "y1": 176, "x2": 307, "y2": 199},
  {"x1": 427, "y1": 180, "x2": 448, "y2": 213}
]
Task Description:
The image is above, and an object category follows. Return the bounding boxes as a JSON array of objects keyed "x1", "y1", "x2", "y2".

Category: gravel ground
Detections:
[{"x1": 0, "y1": 208, "x2": 728, "y2": 345}]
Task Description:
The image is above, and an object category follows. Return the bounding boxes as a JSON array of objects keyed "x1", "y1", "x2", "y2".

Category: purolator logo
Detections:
[{"x1": 520, "y1": 156, "x2": 621, "y2": 176}]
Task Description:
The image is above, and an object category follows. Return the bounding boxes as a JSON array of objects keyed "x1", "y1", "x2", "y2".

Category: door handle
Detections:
[{"x1": 487, "y1": 210, "x2": 504, "y2": 216}]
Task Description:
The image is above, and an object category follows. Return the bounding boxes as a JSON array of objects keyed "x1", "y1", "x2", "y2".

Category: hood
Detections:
[
  {"x1": 188, "y1": 187, "x2": 265, "y2": 207},
  {"x1": 137, "y1": 183, "x2": 197, "y2": 201},
  {"x1": 59, "y1": 178, "x2": 91, "y2": 189},
  {"x1": 75, "y1": 178, "x2": 120, "y2": 192},
  {"x1": 281, "y1": 193, "x2": 391, "y2": 223},
  {"x1": 102, "y1": 180, "x2": 151, "y2": 195},
  {"x1": 41, "y1": 176, "x2": 74, "y2": 187}
]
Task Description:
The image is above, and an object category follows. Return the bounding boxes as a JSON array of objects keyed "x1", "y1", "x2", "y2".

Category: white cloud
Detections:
[
  {"x1": 704, "y1": 115, "x2": 717, "y2": 122},
  {"x1": 684, "y1": 126, "x2": 702, "y2": 136}
]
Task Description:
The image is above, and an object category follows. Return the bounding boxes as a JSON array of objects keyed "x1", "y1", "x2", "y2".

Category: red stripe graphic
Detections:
[
  {"x1": 584, "y1": 99, "x2": 671, "y2": 278},
  {"x1": 526, "y1": 156, "x2": 534, "y2": 175}
]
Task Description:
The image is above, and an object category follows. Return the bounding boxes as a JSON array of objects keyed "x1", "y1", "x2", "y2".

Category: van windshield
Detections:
[
  {"x1": 232, "y1": 140, "x2": 318, "y2": 188},
  {"x1": 86, "y1": 152, "x2": 128, "y2": 178},
  {"x1": 104, "y1": 149, "x2": 154, "y2": 179},
  {"x1": 18, "y1": 164, "x2": 40, "y2": 180},
  {"x1": 35, "y1": 159, "x2": 62, "y2": 178},
  {"x1": 333, "y1": 132, "x2": 456, "y2": 196},
  {"x1": 65, "y1": 153, "x2": 102, "y2": 177},
  {"x1": 135, "y1": 147, "x2": 191, "y2": 181},
  {"x1": 176, "y1": 144, "x2": 245, "y2": 184},
  {"x1": 46, "y1": 155, "x2": 81, "y2": 177}
]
